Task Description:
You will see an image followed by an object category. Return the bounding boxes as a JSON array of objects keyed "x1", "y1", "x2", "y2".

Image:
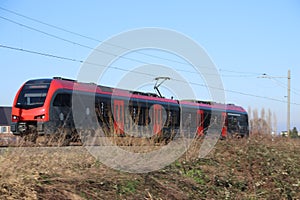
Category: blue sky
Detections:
[{"x1": 0, "y1": 1, "x2": 299, "y2": 132}]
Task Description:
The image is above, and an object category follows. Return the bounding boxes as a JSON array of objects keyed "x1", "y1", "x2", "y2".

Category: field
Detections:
[{"x1": 0, "y1": 134, "x2": 300, "y2": 199}]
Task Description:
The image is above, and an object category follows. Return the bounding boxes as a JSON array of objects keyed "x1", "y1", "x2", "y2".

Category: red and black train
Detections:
[{"x1": 11, "y1": 77, "x2": 249, "y2": 142}]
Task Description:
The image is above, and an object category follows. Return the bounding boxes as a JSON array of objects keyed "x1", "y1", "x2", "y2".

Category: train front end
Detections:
[{"x1": 11, "y1": 79, "x2": 52, "y2": 136}]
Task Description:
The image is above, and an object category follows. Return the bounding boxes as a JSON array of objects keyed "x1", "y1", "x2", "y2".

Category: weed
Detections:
[
  {"x1": 184, "y1": 168, "x2": 205, "y2": 185},
  {"x1": 0, "y1": 134, "x2": 299, "y2": 199},
  {"x1": 115, "y1": 179, "x2": 139, "y2": 195}
]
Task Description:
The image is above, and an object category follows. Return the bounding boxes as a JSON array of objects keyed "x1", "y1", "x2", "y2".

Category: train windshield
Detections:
[
  {"x1": 238, "y1": 115, "x2": 248, "y2": 126},
  {"x1": 228, "y1": 113, "x2": 248, "y2": 126},
  {"x1": 16, "y1": 83, "x2": 50, "y2": 109}
]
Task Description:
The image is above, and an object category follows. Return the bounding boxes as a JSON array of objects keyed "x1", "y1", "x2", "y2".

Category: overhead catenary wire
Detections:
[
  {"x1": 2, "y1": 15, "x2": 249, "y2": 80},
  {"x1": 0, "y1": 14, "x2": 260, "y2": 78},
  {"x1": 0, "y1": 6, "x2": 298, "y2": 104},
  {"x1": 258, "y1": 73, "x2": 300, "y2": 96},
  {"x1": 271, "y1": 78, "x2": 300, "y2": 96},
  {"x1": 0, "y1": 44, "x2": 83, "y2": 63},
  {"x1": 219, "y1": 69, "x2": 261, "y2": 76},
  {"x1": 0, "y1": 7, "x2": 260, "y2": 77},
  {"x1": 1, "y1": 43, "x2": 299, "y2": 106},
  {"x1": 0, "y1": 6, "x2": 187, "y2": 65},
  {"x1": 0, "y1": 6, "x2": 102, "y2": 43},
  {"x1": 0, "y1": 15, "x2": 210, "y2": 72}
]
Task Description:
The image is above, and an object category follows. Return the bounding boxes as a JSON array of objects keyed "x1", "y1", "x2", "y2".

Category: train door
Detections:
[
  {"x1": 153, "y1": 104, "x2": 162, "y2": 134},
  {"x1": 113, "y1": 100, "x2": 124, "y2": 135},
  {"x1": 196, "y1": 110, "x2": 204, "y2": 136},
  {"x1": 221, "y1": 112, "x2": 227, "y2": 138}
]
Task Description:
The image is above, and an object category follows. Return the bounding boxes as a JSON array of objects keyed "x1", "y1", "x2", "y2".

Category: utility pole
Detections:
[
  {"x1": 287, "y1": 69, "x2": 291, "y2": 136},
  {"x1": 258, "y1": 70, "x2": 291, "y2": 135}
]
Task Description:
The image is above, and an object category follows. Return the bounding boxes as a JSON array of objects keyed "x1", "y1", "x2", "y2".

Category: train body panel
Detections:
[{"x1": 11, "y1": 77, "x2": 249, "y2": 140}]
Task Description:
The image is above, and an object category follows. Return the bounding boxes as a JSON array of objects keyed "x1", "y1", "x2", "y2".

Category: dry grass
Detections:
[{"x1": 0, "y1": 133, "x2": 300, "y2": 199}]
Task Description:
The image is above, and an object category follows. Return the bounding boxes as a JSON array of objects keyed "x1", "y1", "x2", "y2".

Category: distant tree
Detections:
[
  {"x1": 248, "y1": 106, "x2": 252, "y2": 122},
  {"x1": 290, "y1": 127, "x2": 299, "y2": 138},
  {"x1": 258, "y1": 118, "x2": 269, "y2": 134},
  {"x1": 251, "y1": 108, "x2": 259, "y2": 134},
  {"x1": 273, "y1": 113, "x2": 277, "y2": 135},
  {"x1": 266, "y1": 109, "x2": 272, "y2": 134},
  {"x1": 249, "y1": 108, "x2": 275, "y2": 135},
  {"x1": 253, "y1": 108, "x2": 258, "y2": 122},
  {"x1": 260, "y1": 108, "x2": 265, "y2": 121},
  {"x1": 260, "y1": 108, "x2": 266, "y2": 134}
]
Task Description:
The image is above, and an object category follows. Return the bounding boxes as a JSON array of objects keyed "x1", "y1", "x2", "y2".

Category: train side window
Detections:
[
  {"x1": 171, "y1": 109, "x2": 179, "y2": 126},
  {"x1": 53, "y1": 93, "x2": 71, "y2": 107},
  {"x1": 138, "y1": 106, "x2": 145, "y2": 125}
]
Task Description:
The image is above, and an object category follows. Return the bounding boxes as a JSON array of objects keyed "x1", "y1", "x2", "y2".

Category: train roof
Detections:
[
  {"x1": 26, "y1": 77, "x2": 247, "y2": 114},
  {"x1": 179, "y1": 100, "x2": 247, "y2": 113}
]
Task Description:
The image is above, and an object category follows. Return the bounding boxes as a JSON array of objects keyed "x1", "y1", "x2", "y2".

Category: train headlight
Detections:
[
  {"x1": 12, "y1": 115, "x2": 19, "y2": 120},
  {"x1": 34, "y1": 114, "x2": 45, "y2": 120}
]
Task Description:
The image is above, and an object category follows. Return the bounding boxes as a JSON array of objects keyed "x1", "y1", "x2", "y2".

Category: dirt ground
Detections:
[{"x1": 0, "y1": 134, "x2": 299, "y2": 199}]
